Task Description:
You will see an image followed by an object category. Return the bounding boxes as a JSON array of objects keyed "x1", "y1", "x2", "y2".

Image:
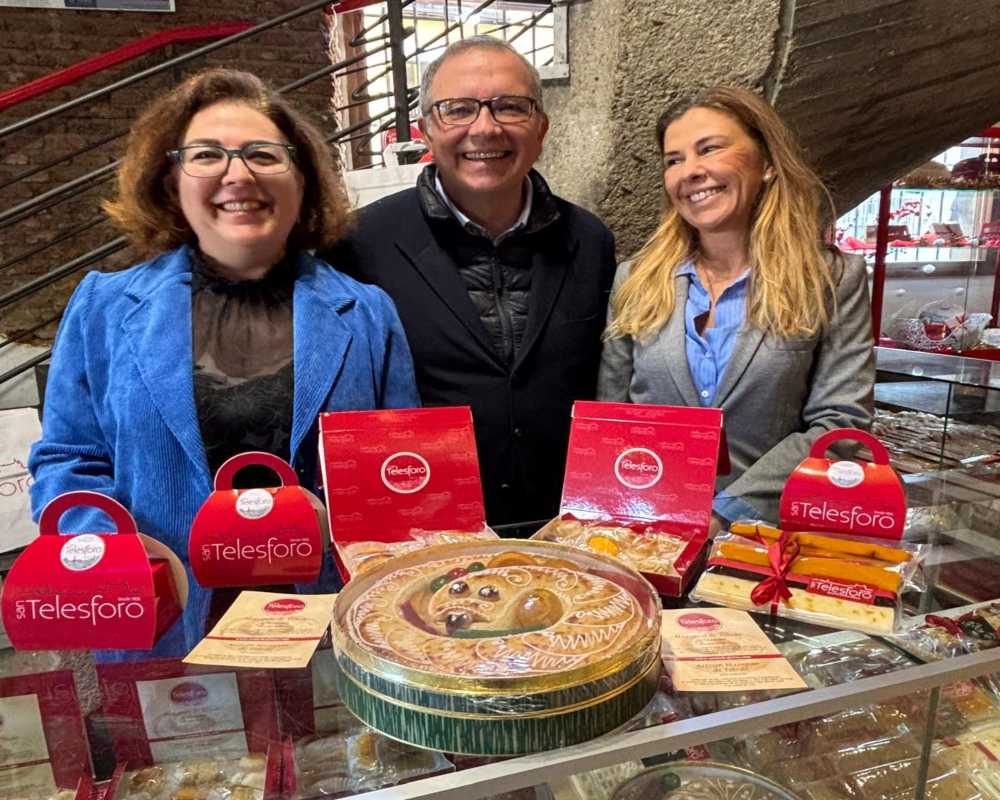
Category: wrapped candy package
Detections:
[
  {"x1": 330, "y1": 539, "x2": 662, "y2": 755},
  {"x1": 107, "y1": 753, "x2": 274, "y2": 800},
  {"x1": 289, "y1": 728, "x2": 453, "y2": 799},
  {"x1": 689, "y1": 522, "x2": 925, "y2": 634}
]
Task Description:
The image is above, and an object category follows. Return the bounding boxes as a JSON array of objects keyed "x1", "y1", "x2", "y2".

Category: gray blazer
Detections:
[{"x1": 597, "y1": 252, "x2": 874, "y2": 523}]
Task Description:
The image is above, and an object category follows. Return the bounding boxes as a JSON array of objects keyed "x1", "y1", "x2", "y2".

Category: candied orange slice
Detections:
[{"x1": 587, "y1": 534, "x2": 620, "y2": 556}]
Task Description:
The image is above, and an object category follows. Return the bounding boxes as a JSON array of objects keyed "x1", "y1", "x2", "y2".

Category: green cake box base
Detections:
[{"x1": 332, "y1": 645, "x2": 661, "y2": 756}]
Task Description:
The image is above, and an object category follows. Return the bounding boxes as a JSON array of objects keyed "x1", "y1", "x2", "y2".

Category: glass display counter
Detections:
[
  {"x1": 3, "y1": 467, "x2": 1000, "y2": 800},
  {"x1": 837, "y1": 128, "x2": 1000, "y2": 356},
  {"x1": 874, "y1": 346, "x2": 1000, "y2": 475}
]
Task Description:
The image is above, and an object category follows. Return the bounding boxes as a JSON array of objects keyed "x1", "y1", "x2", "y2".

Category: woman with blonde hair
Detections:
[{"x1": 599, "y1": 86, "x2": 873, "y2": 527}]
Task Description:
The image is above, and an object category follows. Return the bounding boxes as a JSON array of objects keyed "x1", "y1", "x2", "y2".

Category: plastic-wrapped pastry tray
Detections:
[{"x1": 330, "y1": 539, "x2": 662, "y2": 755}]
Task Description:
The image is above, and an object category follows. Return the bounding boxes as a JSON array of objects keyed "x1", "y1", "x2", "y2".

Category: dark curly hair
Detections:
[{"x1": 104, "y1": 68, "x2": 351, "y2": 257}]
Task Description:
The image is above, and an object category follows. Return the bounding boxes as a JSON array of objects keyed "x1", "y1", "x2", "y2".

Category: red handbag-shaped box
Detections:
[
  {"x1": 779, "y1": 428, "x2": 907, "y2": 539},
  {"x1": 1, "y1": 491, "x2": 188, "y2": 650},
  {"x1": 188, "y1": 452, "x2": 326, "y2": 588}
]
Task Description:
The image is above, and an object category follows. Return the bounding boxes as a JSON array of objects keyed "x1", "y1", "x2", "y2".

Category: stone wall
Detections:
[
  {"x1": 541, "y1": 0, "x2": 1000, "y2": 260},
  {"x1": 0, "y1": 2, "x2": 337, "y2": 341}
]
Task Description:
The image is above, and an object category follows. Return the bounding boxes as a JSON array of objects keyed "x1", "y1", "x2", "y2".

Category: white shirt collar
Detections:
[{"x1": 434, "y1": 172, "x2": 533, "y2": 243}]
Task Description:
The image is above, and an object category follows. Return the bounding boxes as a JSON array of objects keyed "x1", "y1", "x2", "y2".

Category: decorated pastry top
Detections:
[{"x1": 342, "y1": 546, "x2": 655, "y2": 679}]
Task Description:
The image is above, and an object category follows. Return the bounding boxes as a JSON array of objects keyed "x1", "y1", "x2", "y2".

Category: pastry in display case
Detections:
[
  {"x1": 330, "y1": 539, "x2": 662, "y2": 756},
  {"x1": 532, "y1": 518, "x2": 689, "y2": 582},
  {"x1": 109, "y1": 754, "x2": 269, "y2": 800}
]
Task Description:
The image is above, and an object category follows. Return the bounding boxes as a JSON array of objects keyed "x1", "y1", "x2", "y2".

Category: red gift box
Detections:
[
  {"x1": 188, "y1": 452, "x2": 326, "y2": 588},
  {"x1": 535, "y1": 401, "x2": 725, "y2": 596},
  {"x1": 0, "y1": 491, "x2": 187, "y2": 651},
  {"x1": 318, "y1": 406, "x2": 492, "y2": 582},
  {"x1": 779, "y1": 428, "x2": 906, "y2": 540},
  {"x1": 95, "y1": 658, "x2": 280, "y2": 768}
]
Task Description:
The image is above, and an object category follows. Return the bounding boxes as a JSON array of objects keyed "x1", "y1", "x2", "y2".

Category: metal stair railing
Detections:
[{"x1": 0, "y1": 0, "x2": 563, "y2": 389}]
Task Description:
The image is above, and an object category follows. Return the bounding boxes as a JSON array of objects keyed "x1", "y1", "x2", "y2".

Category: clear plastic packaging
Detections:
[
  {"x1": 338, "y1": 525, "x2": 498, "y2": 576},
  {"x1": 689, "y1": 522, "x2": 926, "y2": 634},
  {"x1": 291, "y1": 728, "x2": 453, "y2": 799},
  {"x1": 331, "y1": 539, "x2": 662, "y2": 755},
  {"x1": 113, "y1": 754, "x2": 268, "y2": 800},
  {"x1": 531, "y1": 514, "x2": 706, "y2": 595}
]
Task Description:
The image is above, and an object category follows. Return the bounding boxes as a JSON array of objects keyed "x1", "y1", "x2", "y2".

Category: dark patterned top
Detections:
[{"x1": 191, "y1": 252, "x2": 295, "y2": 489}]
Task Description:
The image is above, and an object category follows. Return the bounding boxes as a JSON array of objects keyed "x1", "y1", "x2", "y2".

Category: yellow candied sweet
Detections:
[
  {"x1": 173, "y1": 788, "x2": 211, "y2": 800},
  {"x1": 587, "y1": 534, "x2": 620, "y2": 556}
]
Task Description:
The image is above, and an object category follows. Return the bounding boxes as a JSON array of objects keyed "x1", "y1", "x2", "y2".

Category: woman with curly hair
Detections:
[
  {"x1": 599, "y1": 87, "x2": 873, "y2": 528},
  {"x1": 29, "y1": 68, "x2": 419, "y2": 658}
]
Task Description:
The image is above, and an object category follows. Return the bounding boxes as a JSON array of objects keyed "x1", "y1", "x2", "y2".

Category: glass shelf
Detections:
[{"x1": 876, "y1": 346, "x2": 1000, "y2": 391}]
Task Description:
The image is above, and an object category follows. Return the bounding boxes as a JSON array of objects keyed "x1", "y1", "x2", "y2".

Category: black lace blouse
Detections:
[{"x1": 191, "y1": 252, "x2": 296, "y2": 488}]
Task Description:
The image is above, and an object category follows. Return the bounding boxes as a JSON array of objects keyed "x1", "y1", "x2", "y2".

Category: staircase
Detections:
[{"x1": 0, "y1": 0, "x2": 565, "y2": 409}]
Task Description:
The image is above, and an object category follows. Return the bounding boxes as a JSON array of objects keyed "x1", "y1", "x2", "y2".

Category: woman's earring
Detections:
[{"x1": 763, "y1": 168, "x2": 775, "y2": 183}]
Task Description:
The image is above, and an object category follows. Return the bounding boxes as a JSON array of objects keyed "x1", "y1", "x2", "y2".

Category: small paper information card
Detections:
[
  {"x1": 184, "y1": 591, "x2": 336, "y2": 669},
  {"x1": 661, "y1": 608, "x2": 806, "y2": 692}
]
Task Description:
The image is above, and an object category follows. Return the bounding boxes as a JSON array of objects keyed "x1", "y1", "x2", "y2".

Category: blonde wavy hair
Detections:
[{"x1": 607, "y1": 86, "x2": 838, "y2": 342}]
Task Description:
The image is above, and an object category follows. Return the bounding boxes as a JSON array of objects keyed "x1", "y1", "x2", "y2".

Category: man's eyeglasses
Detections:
[
  {"x1": 431, "y1": 95, "x2": 537, "y2": 127},
  {"x1": 167, "y1": 142, "x2": 297, "y2": 178}
]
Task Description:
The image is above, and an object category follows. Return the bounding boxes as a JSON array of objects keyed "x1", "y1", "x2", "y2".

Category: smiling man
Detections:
[{"x1": 325, "y1": 37, "x2": 616, "y2": 528}]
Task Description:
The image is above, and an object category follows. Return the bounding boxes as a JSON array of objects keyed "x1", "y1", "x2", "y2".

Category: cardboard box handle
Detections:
[
  {"x1": 214, "y1": 451, "x2": 299, "y2": 490},
  {"x1": 38, "y1": 490, "x2": 137, "y2": 536},
  {"x1": 808, "y1": 428, "x2": 890, "y2": 465}
]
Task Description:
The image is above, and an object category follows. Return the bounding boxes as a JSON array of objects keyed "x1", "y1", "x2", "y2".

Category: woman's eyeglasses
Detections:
[{"x1": 167, "y1": 142, "x2": 297, "y2": 177}]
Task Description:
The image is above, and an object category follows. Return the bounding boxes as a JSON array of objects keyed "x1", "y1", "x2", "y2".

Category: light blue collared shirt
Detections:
[
  {"x1": 677, "y1": 260, "x2": 761, "y2": 524},
  {"x1": 434, "y1": 173, "x2": 533, "y2": 244}
]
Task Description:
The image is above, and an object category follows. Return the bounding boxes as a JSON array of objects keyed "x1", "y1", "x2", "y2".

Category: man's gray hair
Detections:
[{"x1": 419, "y1": 35, "x2": 544, "y2": 118}]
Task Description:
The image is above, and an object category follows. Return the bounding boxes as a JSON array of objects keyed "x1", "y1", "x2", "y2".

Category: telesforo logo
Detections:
[
  {"x1": 264, "y1": 598, "x2": 306, "y2": 614},
  {"x1": 614, "y1": 447, "x2": 663, "y2": 489},
  {"x1": 170, "y1": 682, "x2": 208, "y2": 705},
  {"x1": 677, "y1": 612, "x2": 721, "y2": 631},
  {"x1": 15, "y1": 595, "x2": 144, "y2": 625},
  {"x1": 236, "y1": 489, "x2": 274, "y2": 520},
  {"x1": 828, "y1": 460, "x2": 865, "y2": 489},
  {"x1": 380, "y1": 451, "x2": 431, "y2": 494},
  {"x1": 60, "y1": 534, "x2": 105, "y2": 571}
]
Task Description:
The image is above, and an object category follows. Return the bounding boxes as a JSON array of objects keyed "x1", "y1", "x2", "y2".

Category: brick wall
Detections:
[{"x1": 0, "y1": 2, "x2": 342, "y2": 343}]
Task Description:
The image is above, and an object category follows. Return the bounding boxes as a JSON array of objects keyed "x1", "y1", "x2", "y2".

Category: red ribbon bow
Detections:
[
  {"x1": 926, "y1": 615, "x2": 964, "y2": 637},
  {"x1": 749, "y1": 528, "x2": 800, "y2": 615}
]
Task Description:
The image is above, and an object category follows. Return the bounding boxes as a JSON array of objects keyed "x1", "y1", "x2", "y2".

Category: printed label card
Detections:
[
  {"x1": 184, "y1": 591, "x2": 337, "y2": 670},
  {"x1": 136, "y1": 672, "x2": 248, "y2": 763},
  {"x1": 661, "y1": 608, "x2": 806, "y2": 692},
  {"x1": 0, "y1": 693, "x2": 57, "y2": 797}
]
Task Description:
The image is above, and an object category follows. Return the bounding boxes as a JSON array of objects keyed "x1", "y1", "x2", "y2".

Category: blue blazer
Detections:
[{"x1": 29, "y1": 246, "x2": 419, "y2": 659}]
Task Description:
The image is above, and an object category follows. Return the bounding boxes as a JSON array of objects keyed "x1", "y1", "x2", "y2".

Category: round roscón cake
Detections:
[{"x1": 331, "y1": 539, "x2": 662, "y2": 755}]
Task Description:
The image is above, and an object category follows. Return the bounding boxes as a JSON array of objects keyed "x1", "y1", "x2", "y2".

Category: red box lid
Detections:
[
  {"x1": 318, "y1": 407, "x2": 485, "y2": 546},
  {"x1": 560, "y1": 401, "x2": 723, "y2": 534}
]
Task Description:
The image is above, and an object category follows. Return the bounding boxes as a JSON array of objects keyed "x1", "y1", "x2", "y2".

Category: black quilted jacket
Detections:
[
  {"x1": 416, "y1": 168, "x2": 560, "y2": 365},
  {"x1": 324, "y1": 165, "x2": 616, "y2": 525}
]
